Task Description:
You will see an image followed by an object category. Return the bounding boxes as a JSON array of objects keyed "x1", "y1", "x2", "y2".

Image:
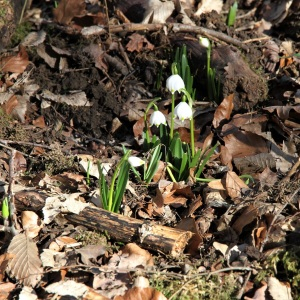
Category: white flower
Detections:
[
  {"x1": 174, "y1": 102, "x2": 193, "y2": 121},
  {"x1": 128, "y1": 156, "x2": 145, "y2": 167},
  {"x1": 150, "y1": 111, "x2": 166, "y2": 127},
  {"x1": 166, "y1": 74, "x2": 185, "y2": 94},
  {"x1": 200, "y1": 37, "x2": 210, "y2": 48}
]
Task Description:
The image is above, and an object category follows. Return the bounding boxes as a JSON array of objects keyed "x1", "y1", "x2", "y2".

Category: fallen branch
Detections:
[{"x1": 64, "y1": 206, "x2": 193, "y2": 257}]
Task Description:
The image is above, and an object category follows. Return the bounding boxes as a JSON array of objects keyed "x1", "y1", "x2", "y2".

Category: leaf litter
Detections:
[{"x1": 0, "y1": 0, "x2": 299, "y2": 299}]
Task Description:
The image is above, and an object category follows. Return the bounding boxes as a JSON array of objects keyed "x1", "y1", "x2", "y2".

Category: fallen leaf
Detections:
[
  {"x1": 244, "y1": 282, "x2": 267, "y2": 300},
  {"x1": 45, "y1": 280, "x2": 88, "y2": 297},
  {"x1": 114, "y1": 287, "x2": 167, "y2": 300},
  {"x1": 267, "y1": 277, "x2": 292, "y2": 300},
  {"x1": 126, "y1": 33, "x2": 154, "y2": 52},
  {"x1": 222, "y1": 171, "x2": 249, "y2": 199},
  {"x1": 0, "y1": 46, "x2": 29, "y2": 73},
  {"x1": 21, "y1": 211, "x2": 43, "y2": 238},
  {"x1": 6, "y1": 233, "x2": 43, "y2": 287},
  {"x1": 53, "y1": 0, "x2": 86, "y2": 25},
  {"x1": 213, "y1": 94, "x2": 234, "y2": 128},
  {"x1": 76, "y1": 245, "x2": 106, "y2": 265},
  {"x1": 195, "y1": 0, "x2": 223, "y2": 16},
  {"x1": 232, "y1": 205, "x2": 258, "y2": 235}
]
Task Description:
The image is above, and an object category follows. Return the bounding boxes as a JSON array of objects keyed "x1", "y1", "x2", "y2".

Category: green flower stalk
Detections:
[
  {"x1": 178, "y1": 89, "x2": 195, "y2": 158},
  {"x1": 166, "y1": 65, "x2": 185, "y2": 139},
  {"x1": 2, "y1": 197, "x2": 9, "y2": 219}
]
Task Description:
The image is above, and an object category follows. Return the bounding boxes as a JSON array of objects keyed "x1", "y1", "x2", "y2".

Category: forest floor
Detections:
[{"x1": 0, "y1": 0, "x2": 300, "y2": 299}]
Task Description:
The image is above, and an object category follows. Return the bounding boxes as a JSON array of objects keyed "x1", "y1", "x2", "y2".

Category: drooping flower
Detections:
[
  {"x1": 174, "y1": 102, "x2": 193, "y2": 121},
  {"x1": 128, "y1": 156, "x2": 145, "y2": 167},
  {"x1": 166, "y1": 74, "x2": 185, "y2": 94},
  {"x1": 200, "y1": 37, "x2": 210, "y2": 49},
  {"x1": 150, "y1": 110, "x2": 167, "y2": 127}
]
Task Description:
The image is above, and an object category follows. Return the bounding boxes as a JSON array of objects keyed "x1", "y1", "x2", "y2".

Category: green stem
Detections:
[
  {"x1": 190, "y1": 115, "x2": 195, "y2": 158},
  {"x1": 170, "y1": 93, "x2": 175, "y2": 139},
  {"x1": 107, "y1": 151, "x2": 131, "y2": 211},
  {"x1": 166, "y1": 165, "x2": 177, "y2": 183}
]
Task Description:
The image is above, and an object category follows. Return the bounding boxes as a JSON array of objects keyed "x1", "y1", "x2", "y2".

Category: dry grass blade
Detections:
[{"x1": 6, "y1": 233, "x2": 43, "y2": 287}]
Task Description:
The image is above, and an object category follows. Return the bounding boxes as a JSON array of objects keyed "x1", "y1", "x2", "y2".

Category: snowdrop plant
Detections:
[
  {"x1": 166, "y1": 69, "x2": 185, "y2": 139},
  {"x1": 200, "y1": 37, "x2": 220, "y2": 103},
  {"x1": 98, "y1": 147, "x2": 131, "y2": 213}
]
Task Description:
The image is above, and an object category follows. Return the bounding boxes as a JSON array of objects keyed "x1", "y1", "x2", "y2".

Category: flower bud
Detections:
[
  {"x1": 174, "y1": 102, "x2": 193, "y2": 121},
  {"x1": 128, "y1": 156, "x2": 145, "y2": 167},
  {"x1": 166, "y1": 74, "x2": 185, "y2": 94},
  {"x1": 150, "y1": 111, "x2": 167, "y2": 127},
  {"x1": 200, "y1": 37, "x2": 210, "y2": 48}
]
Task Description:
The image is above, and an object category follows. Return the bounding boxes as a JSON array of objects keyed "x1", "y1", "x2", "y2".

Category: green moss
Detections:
[
  {"x1": 149, "y1": 272, "x2": 238, "y2": 299},
  {"x1": 11, "y1": 21, "x2": 32, "y2": 46}
]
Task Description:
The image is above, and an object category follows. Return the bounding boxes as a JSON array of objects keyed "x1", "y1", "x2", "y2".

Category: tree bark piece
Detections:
[{"x1": 64, "y1": 206, "x2": 193, "y2": 257}]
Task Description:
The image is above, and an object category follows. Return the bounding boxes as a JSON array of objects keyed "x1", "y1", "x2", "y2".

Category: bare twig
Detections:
[
  {"x1": 171, "y1": 24, "x2": 249, "y2": 51},
  {"x1": 7, "y1": 150, "x2": 21, "y2": 235}
]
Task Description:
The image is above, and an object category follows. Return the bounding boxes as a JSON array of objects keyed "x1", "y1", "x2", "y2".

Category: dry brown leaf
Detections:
[
  {"x1": 53, "y1": 0, "x2": 86, "y2": 25},
  {"x1": 21, "y1": 211, "x2": 43, "y2": 238},
  {"x1": 0, "y1": 46, "x2": 29, "y2": 73},
  {"x1": 76, "y1": 245, "x2": 106, "y2": 265},
  {"x1": 222, "y1": 171, "x2": 249, "y2": 199},
  {"x1": 263, "y1": 105, "x2": 300, "y2": 120},
  {"x1": 212, "y1": 94, "x2": 234, "y2": 128},
  {"x1": 267, "y1": 277, "x2": 292, "y2": 300},
  {"x1": 120, "y1": 243, "x2": 153, "y2": 267},
  {"x1": 195, "y1": 0, "x2": 223, "y2": 16},
  {"x1": 0, "y1": 282, "x2": 16, "y2": 299},
  {"x1": 244, "y1": 282, "x2": 267, "y2": 300},
  {"x1": 176, "y1": 217, "x2": 203, "y2": 255},
  {"x1": 220, "y1": 145, "x2": 233, "y2": 170},
  {"x1": 6, "y1": 233, "x2": 43, "y2": 287},
  {"x1": 45, "y1": 280, "x2": 88, "y2": 297},
  {"x1": 0, "y1": 94, "x2": 18, "y2": 115},
  {"x1": 0, "y1": 253, "x2": 15, "y2": 282},
  {"x1": 208, "y1": 179, "x2": 225, "y2": 190},
  {"x1": 114, "y1": 287, "x2": 167, "y2": 300},
  {"x1": 126, "y1": 33, "x2": 154, "y2": 53},
  {"x1": 258, "y1": 167, "x2": 278, "y2": 188},
  {"x1": 142, "y1": 0, "x2": 174, "y2": 24},
  {"x1": 232, "y1": 205, "x2": 258, "y2": 235},
  {"x1": 84, "y1": 44, "x2": 108, "y2": 71},
  {"x1": 223, "y1": 126, "x2": 268, "y2": 159},
  {"x1": 32, "y1": 116, "x2": 46, "y2": 128},
  {"x1": 234, "y1": 153, "x2": 276, "y2": 174}
]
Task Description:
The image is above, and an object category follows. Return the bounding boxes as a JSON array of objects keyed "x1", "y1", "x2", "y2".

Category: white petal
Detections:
[
  {"x1": 174, "y1": 102, "x2": 193, "y2": 121},
  {"x1": 200, "y1": 37, "x2": 210, "y2": 48},
  {"x1": 150, "y1": 111, "x2": 166, "y2": 127},
  {"x1": 166, "y1": 74, "x2": 185, "y2": 94},
  {"x1": 128, "y1": 156, "x2": 145, "y2": 167}
]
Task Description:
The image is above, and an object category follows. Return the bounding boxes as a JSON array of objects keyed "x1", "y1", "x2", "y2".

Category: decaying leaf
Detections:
[
  {"x1": 268, "y1": 276, "x2": 292, "y2": 300},
  {"x1": 53, "y1": 0, "x2": 86, "y2": 25},
  {"x1": 21, "y1": 211, "x2": 43, "y2": 238},
  {"x1": 108, "y1": 243, "x2": 153, "y2": 270},
  {"x1": 45, "y1": 280, "x2": 88, "y2": 297},
  {"x1": 0, "y1": 46, "x2": 29, "y2": 73},
  {"x1": 115, "y1": 286, "x2": 167, "y2": 300},
  {"x1": 38, "y1": 90, "x2": 91, "y2": 107},
  {"x1": 142, "y1": 0, "x2": 174, "y2": 23},
  {"x1": 213, "y1": 94, "x2": 234, "y2": 128},
  {"x1": 222, "y1": 171, "x2": 250, "y2": 199},
  {"x1": 43, "y1": 193, "x2": 90, "y2": 224},
  {"x1": 194, "y1": 0, "x2": 223, "y2": 16},
  {"x1": 76, "y1": 245, "x2": 106, "y2": 265},
  {"x1": 232, "y1": 205, "x2": 258, "y2": 235},
  {"x1": 126, "y1": 33, "x2": 154, "y2": 52},
  {"x1": 6, "y1": 233, "x2": 43, "y2": 287}
]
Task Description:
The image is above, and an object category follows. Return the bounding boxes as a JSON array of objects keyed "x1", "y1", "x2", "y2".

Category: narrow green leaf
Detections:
[
  {"x1": 195, "y1": 143, "x2": 219, "y2": 178},
  {"x1": 113, "y1": 161, "x2": 130, "y2": 212},
  {"x1": 190, "y1": 149, "x2": 202, "y2": 168}
]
